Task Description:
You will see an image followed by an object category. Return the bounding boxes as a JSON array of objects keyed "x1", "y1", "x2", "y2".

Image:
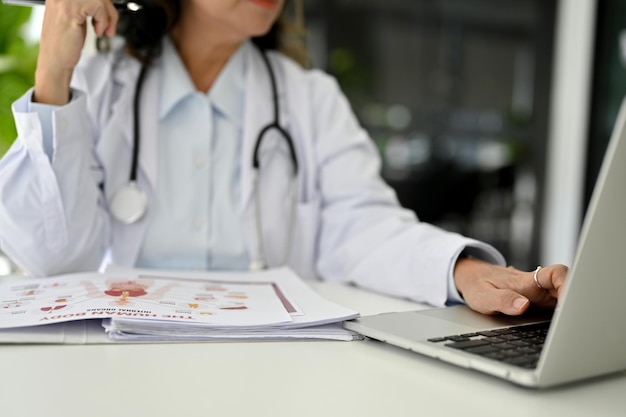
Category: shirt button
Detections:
[
  {"x1": 194, "y1": 156, "x2": 207, "y2": 166},
  {"x1": 193, "y1": 219, "x2": 205, "y2": 229}
]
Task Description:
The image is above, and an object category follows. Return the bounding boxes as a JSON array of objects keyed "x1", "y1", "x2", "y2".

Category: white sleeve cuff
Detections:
[
  {"x1": 28, "y1": 98, "x2": 58, "y2": 160},
  {"x1": 25, "y1": 88, "x2": 81, "y2": 161}
]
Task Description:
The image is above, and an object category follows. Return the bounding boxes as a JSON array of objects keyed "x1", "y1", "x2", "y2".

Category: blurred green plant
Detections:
[{"x1": 0, "y1": 2, "x2": 39, "y2": 157}]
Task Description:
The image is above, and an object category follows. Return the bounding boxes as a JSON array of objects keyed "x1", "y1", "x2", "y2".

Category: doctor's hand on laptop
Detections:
[{"x1": 453, "y1": 258, "x2": 568, "y2": 316}]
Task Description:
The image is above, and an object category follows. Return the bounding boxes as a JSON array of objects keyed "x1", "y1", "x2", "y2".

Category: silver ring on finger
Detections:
[{"x1": 533, "y1": 265, "x2": 544, "y2": 289}]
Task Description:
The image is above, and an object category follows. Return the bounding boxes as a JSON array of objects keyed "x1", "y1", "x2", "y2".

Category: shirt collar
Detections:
[
  {"x1": 208, "y1": 42, "x2": 248, "y2": 125},
  {"x1": 159, "y1": 36, "x2": 195, "y2": 120},
  {"x1": 158, "y1": 36, "x2": 248, "y2": 125}
]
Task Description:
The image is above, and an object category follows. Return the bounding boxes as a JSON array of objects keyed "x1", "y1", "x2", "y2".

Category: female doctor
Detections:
[{"x1": 0, "y1": 0, "x2": 567, "y2": 315}]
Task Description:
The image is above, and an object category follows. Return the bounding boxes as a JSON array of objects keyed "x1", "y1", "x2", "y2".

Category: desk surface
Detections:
[{"x1": 0, "y1": 279, "x2": 624, "y2": 417}]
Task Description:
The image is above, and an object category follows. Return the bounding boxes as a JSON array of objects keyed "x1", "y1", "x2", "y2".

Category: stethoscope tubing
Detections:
[
  {"x1": 109, "y1": 44, "x2": 299, "y2": 269},
  {"x1": 131, "y1": 65, "x2": 148, "y2": 183},
  {"x1": 252, "y1": 49, "x2": 298, "y2": 175}
]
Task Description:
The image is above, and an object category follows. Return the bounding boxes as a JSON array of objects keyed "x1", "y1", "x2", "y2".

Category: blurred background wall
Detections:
[{"x1": 302, "y1": 0, "x2": 556, "y2": 271}]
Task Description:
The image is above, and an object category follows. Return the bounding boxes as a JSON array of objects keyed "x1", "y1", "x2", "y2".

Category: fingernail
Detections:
[{"x1": 513, "y1": 297, "x2": 529, "y2": 310}]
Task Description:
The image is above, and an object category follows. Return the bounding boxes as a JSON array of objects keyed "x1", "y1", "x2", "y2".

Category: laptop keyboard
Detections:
[{"x1": 427, "y1": 321, "x2": 550, "y2": 369}]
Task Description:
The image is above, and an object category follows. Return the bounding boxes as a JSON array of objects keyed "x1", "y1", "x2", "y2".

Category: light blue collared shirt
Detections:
[{"x1": 135, "y1": 38, "x2": 249, "y2": 270}]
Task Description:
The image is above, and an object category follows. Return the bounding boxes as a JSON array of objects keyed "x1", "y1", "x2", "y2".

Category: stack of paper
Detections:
[{"x1": 0, "y1": 267, "x2": 361, "y2": 344}]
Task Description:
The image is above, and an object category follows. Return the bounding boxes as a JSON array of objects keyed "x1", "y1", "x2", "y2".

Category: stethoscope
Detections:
[{"x1": 109, "y1": 45, "x2": 299, "y2": 271}]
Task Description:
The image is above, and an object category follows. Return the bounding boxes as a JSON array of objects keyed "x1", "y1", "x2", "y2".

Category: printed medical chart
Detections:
[
  {"x1": 0, "y1": 267, "x2": 361, "y2": 342},
  {"x1": 0, "y1": 272, "x2": 294, "y2": 329}
]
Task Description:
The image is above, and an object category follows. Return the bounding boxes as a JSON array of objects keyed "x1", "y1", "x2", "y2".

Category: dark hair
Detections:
[
  {"x1": 114, "y1": 0, "x2": 176, "y2": 65},
  {"x1": 109, "y1": 0, "x2": 307, "y2": 67}
]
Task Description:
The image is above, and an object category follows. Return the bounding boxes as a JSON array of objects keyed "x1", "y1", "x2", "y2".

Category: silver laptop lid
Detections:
[{"x1": 536, "y1": 96, "x2": 626, "y2": 387}]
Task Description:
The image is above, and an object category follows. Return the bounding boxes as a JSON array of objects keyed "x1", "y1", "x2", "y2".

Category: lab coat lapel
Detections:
[
  {"x1": 241, "y1": 48, "x2": 292, "y2": 266},
  {"x1": 241, "y1": 48, "x2": 274, "y2": 210},
  {"x1": 241, "y1": 48, "x2": 271, "y2": 265},
  {"x1": 241, "y1": 49, "x2": 293, "y2": 206},
  {"x1": 107, "y1": 58, "x2": 159, "y2": 266}
]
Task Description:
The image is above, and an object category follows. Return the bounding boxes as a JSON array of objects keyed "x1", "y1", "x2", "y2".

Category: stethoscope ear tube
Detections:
[
  {"x1": 110, "y1": 65, "x2": 149, "y2": 224},
  {"x1": 130, "y1": 65, "x2": 148, "y2": 183},
  {"x1": 252, "y1": 50, "x2": 298, "y2": 175}
]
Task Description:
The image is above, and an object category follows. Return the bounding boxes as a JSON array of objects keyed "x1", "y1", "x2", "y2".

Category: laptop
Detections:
[{"x1": 344, "y1": 97, "x2": 626, "y2": 388}]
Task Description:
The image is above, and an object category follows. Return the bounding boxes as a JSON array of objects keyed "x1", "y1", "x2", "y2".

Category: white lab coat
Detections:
[{"x1": 0, "y1": 42, "x2": 504, "y2": 307}]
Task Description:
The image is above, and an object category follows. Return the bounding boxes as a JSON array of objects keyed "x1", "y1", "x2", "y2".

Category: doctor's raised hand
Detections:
[
  {"x1": 0, "y1": 0, "x2": 569, "y2": 318},
  {"x1": 34, "y1": 0, "x2": 119, "y2": 105}
]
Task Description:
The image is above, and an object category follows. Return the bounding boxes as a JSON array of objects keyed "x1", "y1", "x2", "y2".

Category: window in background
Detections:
[
  {"x1": 303, "y1": 0, "x2": 557, "y2": 270},
  {"x1": 586, "y1": 0, "x2": 626, "y2": 208}
]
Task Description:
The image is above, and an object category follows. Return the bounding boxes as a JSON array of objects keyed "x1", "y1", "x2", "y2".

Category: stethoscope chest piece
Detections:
[{"x1": 109, "y1": 181, "x2": 147, "y2": 224}]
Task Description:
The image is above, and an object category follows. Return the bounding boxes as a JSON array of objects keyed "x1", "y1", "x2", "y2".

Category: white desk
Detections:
[{"x1": 0, "y1": 279, "x2": 624, "y2": 417}]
